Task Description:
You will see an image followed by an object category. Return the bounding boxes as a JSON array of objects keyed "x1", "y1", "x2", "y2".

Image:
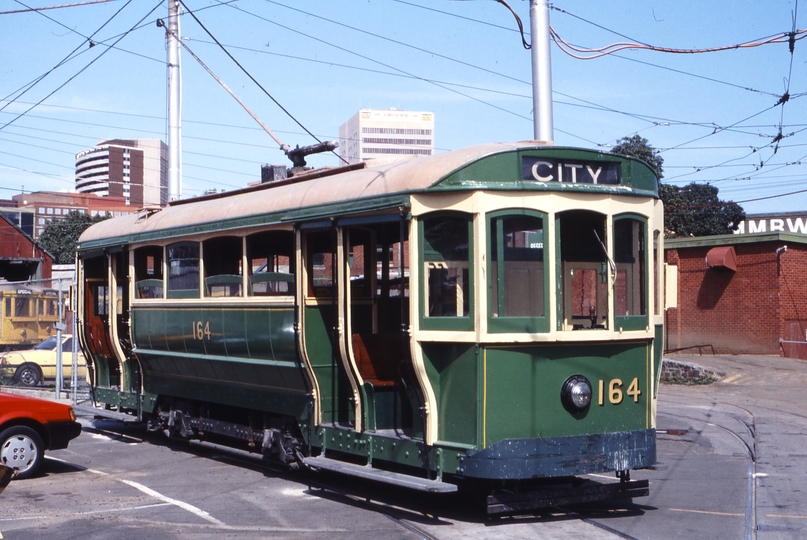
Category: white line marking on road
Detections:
[
  {"x1": 119, "y1": 479, "x2": 224, "y2": 525},
  {"x1": 670, "y1": 508, "x2": 744, "y2": 517}
]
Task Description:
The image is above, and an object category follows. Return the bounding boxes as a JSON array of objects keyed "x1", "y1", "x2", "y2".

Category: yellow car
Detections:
[{"x1": 0, "y1": 335, "x2": 87, "y2": 387}]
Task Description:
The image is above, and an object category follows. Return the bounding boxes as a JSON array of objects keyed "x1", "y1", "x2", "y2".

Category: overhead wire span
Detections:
[
  {"x1": 1, "y1": 0, "x2": 114, "y2": 15},
  {"x1": 2, "y1": 0, "x2": 134, "y2": 112},
  {"x1": 0, "y1": 0, "x2": 163, "y2": 132},
  {"x1": 179, "y1": 0, "x2": 347, "y2": 165}
]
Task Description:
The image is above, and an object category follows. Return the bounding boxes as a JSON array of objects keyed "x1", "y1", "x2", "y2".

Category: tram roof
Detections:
[{"x1": 78, "y1": 142, "x2": 658, "y2": 249}]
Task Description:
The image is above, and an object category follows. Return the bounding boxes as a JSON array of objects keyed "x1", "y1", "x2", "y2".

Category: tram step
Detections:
[
  {"x1": 487, "y1": 478, "x2": 650, "y2": 514},
  {"x1": 73, "y1": 404, "x2": 140, "y2": 423},
  {"x1": 302, "y1": 456, "x2": 458, "y2": 493}
]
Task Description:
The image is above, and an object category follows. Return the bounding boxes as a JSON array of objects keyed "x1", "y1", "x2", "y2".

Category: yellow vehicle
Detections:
[
  {"x1": 0, "y1": 285, "x2": 65, "y2": 351},
  {"x1": 0, "y1": 335, "x2": 87, "y2": 387}
]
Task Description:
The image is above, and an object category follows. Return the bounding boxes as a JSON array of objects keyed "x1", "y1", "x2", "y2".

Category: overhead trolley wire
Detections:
[
  {"x1": 0, "y1": 0, "x2": 163, "y2": 133},
  {"x1": 179, "y1": 0, "x2": 346, "y2": 164},
  {"x1": 2, "y1": 0, "x2": 134, "y2": 111}
]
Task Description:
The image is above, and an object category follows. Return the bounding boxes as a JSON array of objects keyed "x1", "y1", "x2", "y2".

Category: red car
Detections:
[{"x1": 0, "y1": 392, "x2": 82, "y2": 479}]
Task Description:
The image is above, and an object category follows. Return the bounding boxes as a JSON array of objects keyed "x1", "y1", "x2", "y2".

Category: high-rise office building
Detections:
[
  {"x1": 75, "y1": 139, "x2": 168, "y2": 207},
  {"x1": 339, "y1": 109, "x2": 434, "y2": 164}
]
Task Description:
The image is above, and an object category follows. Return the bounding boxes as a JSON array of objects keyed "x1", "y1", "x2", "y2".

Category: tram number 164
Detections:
[
  {"x1": 192, "y1": 320, "x2": 212, "y2": 341},
  {"x1": 597, "y1": 378, "x2": 641, "y2": 406}
]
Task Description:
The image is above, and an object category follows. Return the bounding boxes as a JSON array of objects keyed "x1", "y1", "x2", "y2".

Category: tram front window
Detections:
[
  {"x1": 614, "y1": 217, "x2": 646, "y2": 317},
  {"x1": 490, "y1": 214, "x2": 545, "y2": 318},
  {"x1": 559, "y1": 210, "x2": 608, "y2": 330}
]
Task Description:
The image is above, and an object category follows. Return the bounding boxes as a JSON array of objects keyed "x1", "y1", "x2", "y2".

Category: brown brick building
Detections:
[
  {"x1": 665, "y1": 233, "x2": 807, "y2": 358},
  {"x1": 0, "y1": 213, "x2": 53, "y2": 282}
]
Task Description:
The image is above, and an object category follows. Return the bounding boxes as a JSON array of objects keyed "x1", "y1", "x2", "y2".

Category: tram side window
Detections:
[
  {"x1": 349, "y1": 228, "x2": 373, "y2": 299},
  {"x1": 247, "y1": 230, "x2": 294, "y2": 296},
  {"x1": 422, "y1": 214, "x2": 472, "y2": 321},
  {"x1": 204, "y1": 236, "x2": 243, "y2": 297},
  {"x1": 134, "y1": 246, "x2": 164, "y2": 299},
  {"x1": 614, "y1": 216, "x2": 646, "y2": 318},
  {"x1": 95, "y1": 285, "x2": 109, "y2": 316},
  {"x1": 490, "y1": 213, "x2": 545, "y2": 319},
  {"x1": 559, "y1": 210, "x2": 608, "y2": 330},
  {"x1": 167, "y1": 242, "x2": 200, "y2": 299},
  {"x1": 306, "y1": 230, "x2": 335, "y2": 298}
]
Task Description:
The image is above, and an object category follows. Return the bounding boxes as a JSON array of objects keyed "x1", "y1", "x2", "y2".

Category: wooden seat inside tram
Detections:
[{"x1": 352, "y1": 333, "x2": 403, "y2": 388}]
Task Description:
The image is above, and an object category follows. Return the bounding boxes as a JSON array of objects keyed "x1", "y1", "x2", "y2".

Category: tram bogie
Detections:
[{"x1": 76, "y1": 142, "x2": 663, "y2": 508}]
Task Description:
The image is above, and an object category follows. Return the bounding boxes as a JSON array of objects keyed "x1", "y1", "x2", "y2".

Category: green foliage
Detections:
[
  {"x1": 38, "y1": 210, "x2": 110, "y2": 264},
  {"x1": 611, "y1": 135, "x2": 745, "y2": 237},
  {"x1": 610, "y1": 135, "x2": 665, "y2": 179},
  {"x1": 660, "y1": 183, "x2": 745, "y2": 237}
]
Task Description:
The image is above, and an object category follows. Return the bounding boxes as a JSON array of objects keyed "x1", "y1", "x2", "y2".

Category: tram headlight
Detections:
[{"x1": 561, "y1": 375, "x2": 592, "y2": 412}]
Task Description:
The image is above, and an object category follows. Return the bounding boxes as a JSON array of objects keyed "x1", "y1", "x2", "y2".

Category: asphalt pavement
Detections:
[{"x1": 1, "y1": 353, "x2": 806, "y2": 539}]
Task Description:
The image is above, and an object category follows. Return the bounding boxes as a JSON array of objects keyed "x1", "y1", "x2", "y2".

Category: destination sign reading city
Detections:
[{"x1": 522, "y1": 157, "x2": 621, "y2": 185}]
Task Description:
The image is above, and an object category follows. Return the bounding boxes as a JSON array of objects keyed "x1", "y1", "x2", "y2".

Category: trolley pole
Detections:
[{"x1": 530, "y1": 0, "x2": 554, "y2": 143}]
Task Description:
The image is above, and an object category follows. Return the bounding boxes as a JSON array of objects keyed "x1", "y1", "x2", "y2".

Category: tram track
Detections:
[{"x1": 657, "y1": 397, "x2": 757, "y2": 540}]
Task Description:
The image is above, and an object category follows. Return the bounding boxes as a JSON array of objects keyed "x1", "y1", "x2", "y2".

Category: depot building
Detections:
[{"x1": 664, "y1": 230, "x2": 807, "y2": 359}]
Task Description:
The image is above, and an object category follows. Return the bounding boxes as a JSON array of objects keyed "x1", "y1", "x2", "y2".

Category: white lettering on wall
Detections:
[{"x1": 734, "y1": 216, "x2": 807, "y2": 235}]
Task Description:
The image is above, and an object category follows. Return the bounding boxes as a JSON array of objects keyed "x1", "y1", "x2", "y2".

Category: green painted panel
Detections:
[
  {"x1": 421, "y1": 343, "x2": 478, "y2": 446},
  {"x1": 484, "y1": 342, "x2": 650, "y2": 446},
  {"x1": 304, "y1": 305, "x2": 352, "y2": 424},
  {"x1": 438, "y1": 148, "x2": 658, "y2": 196},
  {"x1": 129, "y1": 305, "x2": 309, "y2": 415}
]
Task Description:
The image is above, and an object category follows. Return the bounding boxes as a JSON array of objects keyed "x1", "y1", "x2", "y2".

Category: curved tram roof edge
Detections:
[{"x1": 78, "y1": 142, "x2": 658, "y2": 250}]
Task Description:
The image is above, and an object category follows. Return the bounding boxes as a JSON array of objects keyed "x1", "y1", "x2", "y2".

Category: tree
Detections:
[
  {"x1": 611, "y1": 135, "x2": 664, "y2": 179},
  {"x1": 611, "y1": 135, "x2": 745, "y2": 237},
  {"x1": 38, "y1": 210, "x2": 110, "y2": 264},
  {"x1": 659, "y1": 183, "x2": 746, "y2": 238}
]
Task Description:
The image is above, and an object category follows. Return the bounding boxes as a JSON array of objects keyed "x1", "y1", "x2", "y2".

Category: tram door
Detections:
[
  {"x1": 558, "y1": 210, "x2": 610, "y2": 330},
  {"x1": 342, "y1": 221, "x2": 417, "y2": 435},
  {"x1": 110, "y1": 251, "x2": 139, "y2": 395},
  {"x1": 79, "y1": 255, "x2": 120, "y2": 389},
  {"x1": 300, "y1": 228, "x2": 358, "y2": 428}
]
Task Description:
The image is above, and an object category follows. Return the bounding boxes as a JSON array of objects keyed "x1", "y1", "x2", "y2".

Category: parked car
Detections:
[
  {"x1": 0, "y1": 391, "x2": 82, "y2": 479},
  {"x1": 0, "y1": 335, "x2": 87, "y2": 387}
]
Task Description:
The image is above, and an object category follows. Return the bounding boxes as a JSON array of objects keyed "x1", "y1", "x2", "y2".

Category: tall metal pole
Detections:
[
  {"x1": 167, "y1": 0, "x2": 182, "y2": 201},
  {"x1": 56, "y1": 280, "x2": 64, "y2": 398},
  {"x1": 530, "y1": 0, "x2": 554, "y2": 142}
]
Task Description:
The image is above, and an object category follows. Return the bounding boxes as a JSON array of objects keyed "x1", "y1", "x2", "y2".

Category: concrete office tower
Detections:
[
  {"x1": 339, "y1": 109, "x2": 434, "y2": 164},
  {"x1": 75, "y1": 139, "x2": 168, "y2": 207}
]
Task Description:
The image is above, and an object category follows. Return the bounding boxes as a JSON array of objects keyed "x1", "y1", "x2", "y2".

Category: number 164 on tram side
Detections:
[{"x1": 76, "y1": 142, "x2": 663, "y2": 513}]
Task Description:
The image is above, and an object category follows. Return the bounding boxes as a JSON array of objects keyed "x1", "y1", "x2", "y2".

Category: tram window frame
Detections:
[
  {"x1": 305, "y1": 230, "x2": 336, "y2": 299},
  {"x1": 15, "y1": 296, "x2": 31, "y2": 318},
  {"x1": 134, "y1": 246, "x2": 164, "y2": 299},
  {"x1": 419, "y1": 212, "x2": 474, "y2": 331},
  {"x1": 613, "y1": 214, "x2": 648, "y2": 331},
  {"x1": 557, "y1": 210, "x2": 609, "y2": 331},
  {"x1": 487, "y1": 210, "x2": 549, "y2": 334},
  {"x1": 166, "y1": 241, "x2": 200, "y2": 299},
  {"x1": 203, "y1": 236, "x2": 243, "y2": 298},
  {"x1": 246, "y1": 230, "x2": 295, "y2": 297}
]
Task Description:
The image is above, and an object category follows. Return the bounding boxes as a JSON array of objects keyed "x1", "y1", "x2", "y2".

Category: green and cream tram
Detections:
[{"x1": 76, "y1": 142, "x2": 663, "y2": 508}]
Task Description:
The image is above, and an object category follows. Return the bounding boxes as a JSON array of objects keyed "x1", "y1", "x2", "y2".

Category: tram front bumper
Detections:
[{"x1": 457, "y1": 428, "x2": 656, "y2": 480}]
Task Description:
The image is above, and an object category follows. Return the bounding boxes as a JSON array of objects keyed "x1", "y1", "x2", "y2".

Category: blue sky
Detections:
[{"x1": 1, "y1": 0, "x2": 805, "y2": 215}]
